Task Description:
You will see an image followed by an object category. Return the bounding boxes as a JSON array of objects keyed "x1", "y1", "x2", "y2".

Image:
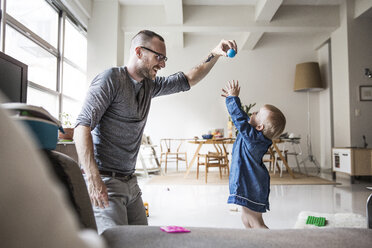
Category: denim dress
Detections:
[{"x1": 226, "y1": 97, "x2": 272, "y2": 213}]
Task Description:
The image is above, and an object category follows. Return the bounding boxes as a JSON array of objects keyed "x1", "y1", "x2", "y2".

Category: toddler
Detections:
[{"x1": 221, "y1": 80, "x2": 286, "y2": 228}]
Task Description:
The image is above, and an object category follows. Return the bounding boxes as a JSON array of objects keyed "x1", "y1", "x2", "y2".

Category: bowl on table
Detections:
[{"x1": 202, "y1": 134, "x2": 213, "y2": 139}]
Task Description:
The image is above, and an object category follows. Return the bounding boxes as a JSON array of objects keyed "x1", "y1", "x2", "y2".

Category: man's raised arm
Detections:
[{"x1": 185, "y1": 39, "x2": 237, "y2": 87}]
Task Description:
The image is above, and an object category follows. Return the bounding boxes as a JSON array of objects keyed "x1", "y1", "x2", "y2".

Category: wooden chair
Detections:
[
  {"x1": 273, "y1": 141, "x2": 289, "y2": 177},
  {"x1": 263, "y1": 145, "x2": 285, "y2": 174},
  {"x1": 196, "y1": 141, "x2": 229, "y2": 183},
  {"x1": 159, "y1": 138, "x2": 188, "y2": 173},
  {"x1": 263, "y1": 146, "x2": 276, "y2": 172}
]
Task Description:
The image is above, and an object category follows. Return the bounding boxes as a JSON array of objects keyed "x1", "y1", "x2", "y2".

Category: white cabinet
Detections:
[
  {"x1": 332, "y1": 149, "x2": 351, "y2": 174},
  {"x1": 332, "y1": 147, "x2": 372, "y2": 183}
]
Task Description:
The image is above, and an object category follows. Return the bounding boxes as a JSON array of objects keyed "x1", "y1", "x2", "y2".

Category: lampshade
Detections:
[{"x1": 294, "y1": 62, "x2": 323, "y2": 92}]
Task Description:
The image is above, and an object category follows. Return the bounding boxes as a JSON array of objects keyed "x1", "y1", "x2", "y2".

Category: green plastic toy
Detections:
[{"x1": 306, "y1": 216, "x2": 326, "y2": 227}]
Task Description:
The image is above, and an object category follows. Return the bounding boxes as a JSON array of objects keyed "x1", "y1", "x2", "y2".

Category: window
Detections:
[
  {"x1": 27, "y1": 87, "x2": 59, "y2": 117},
  {"x1": 6, "y1": 0, "x2": 59, "y2": 48},
  {"x1": 62, "y1": 18, "x2": 87, "y2": 120},
  {"x1": 5, "y1": 25, "x2": 57, "y2": 90},
  {"x1": 64, "y1": 19, "x2": 87, "y2": 69},
  {"x1": 1, "y1": 0, "x2": 88, "y2": 124}
]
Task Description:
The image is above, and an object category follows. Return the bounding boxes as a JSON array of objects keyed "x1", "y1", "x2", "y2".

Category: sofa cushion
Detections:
[
  {"x1": 102, "y1": 226, "x2": 372, "y2": 248},
  {"x1": 44, "y1": 150, "x2": 97, "y2": 231}
]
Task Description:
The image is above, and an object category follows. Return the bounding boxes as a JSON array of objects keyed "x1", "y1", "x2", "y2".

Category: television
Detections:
[{"x1": 0, "y1": 51, "x2": 28, "y2": 103}]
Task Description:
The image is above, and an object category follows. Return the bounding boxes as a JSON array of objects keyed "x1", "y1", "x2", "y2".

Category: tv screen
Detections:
[{"x1": 0, "y1": 51, "x2": 28, "y2": 103}]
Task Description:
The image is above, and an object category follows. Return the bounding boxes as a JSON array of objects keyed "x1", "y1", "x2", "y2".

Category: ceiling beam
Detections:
[
  {"x1": 240, "y1": 32, "x2": 264, "y2": 50},
  {"x1": 122, "y1": 25, "x2": 336, "y2": 33},
  {"x1": 163, "y1": 0, "x2": 183, "y2": 24},
  {"x1": 251, "y1": 0, "x2": 282, "y2": 50},
  {"x1": 255, "y1": 0, "x2": 283, "y2": 22},
  {"x1": 121, "y1": 5, "x2": 339, "y2": 31},
  {"x1": 121, "y1": 5, "x2": 339, "y2": 50}
]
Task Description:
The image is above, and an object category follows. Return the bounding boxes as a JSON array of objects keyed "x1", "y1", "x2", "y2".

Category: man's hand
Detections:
[
  {"x1": 87, "y1": 175, "x2": 109, "y2": 209},
  {"x1": 186, "y1": 39, "x2": 238, "y2": 86},
  {"x1": 211, "y1": 39, "x2": 238, "y2": 57},
  {"x1": 221, "y1": 80, "x2": 240, "y2": 97}
]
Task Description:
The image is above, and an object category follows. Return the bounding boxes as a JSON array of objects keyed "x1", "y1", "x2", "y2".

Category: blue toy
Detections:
[{"x1": 227, "y1": 49, "x2": 236, "y2": 58}]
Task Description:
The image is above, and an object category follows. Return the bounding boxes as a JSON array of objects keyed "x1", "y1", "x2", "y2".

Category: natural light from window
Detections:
[
  {"x1": 6, "y1": 0, "x2": 59, "y2": 48},
  {"x1": 5, "y1": 25, "x2": 57, "y2": 90},
  {"x1": 27, "y1": 87, "x2": 58, "y2": 117},
  {"x1": 64, "y1": 19, "x2": 87, "y2": 70},
  {"x1": 63, "y1": 61, "x2": 87, "y2": 99}
]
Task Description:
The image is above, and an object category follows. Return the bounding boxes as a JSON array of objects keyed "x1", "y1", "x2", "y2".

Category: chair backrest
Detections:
[
  {"x1": 209, "y1": 140, "x2": 229, "y2": 165},
  {"x1": 220, "y1": 141, "x2": 228, "y2": 156},
  {"x1": 160, "y1": 139, "x2": 185, "y2": 153},
  {"x1": 211, "y1": 142, "x2": 222, "y2": 154},
  {"x1": 220, "y1": 142, "x2": 229, "y2": 164},
  {"x1": 211, "y1": 140, "x2": 228, "y2": 154},
  {"x1": 160, "y1": 139, "x2": 170, "y2": 152}
]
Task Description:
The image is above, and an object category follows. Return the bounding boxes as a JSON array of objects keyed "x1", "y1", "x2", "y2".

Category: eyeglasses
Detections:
[{"x1": 140, "y1": 46, "x2": 168, "y2": 62}]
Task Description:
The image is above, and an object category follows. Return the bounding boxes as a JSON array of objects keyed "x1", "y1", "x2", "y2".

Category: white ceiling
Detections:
[
  {"x1": 117, "y1": 0, "x2": 371, "y2": 50},
  {"x1": 118, "y1": 0, "x2": 343, "y2": 6}
]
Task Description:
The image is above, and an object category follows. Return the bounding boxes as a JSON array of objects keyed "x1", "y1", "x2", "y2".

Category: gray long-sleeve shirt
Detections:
[{"x1": 76, "y1": 66, "x2": 190, "y2": 175}]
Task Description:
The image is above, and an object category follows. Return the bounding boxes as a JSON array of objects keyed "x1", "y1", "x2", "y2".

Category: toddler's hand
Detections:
[{"x1": 221, "y1": 80, "x2": 240, "y2": 97}]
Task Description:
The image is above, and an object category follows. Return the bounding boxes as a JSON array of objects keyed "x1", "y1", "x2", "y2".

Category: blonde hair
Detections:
[{"x1": 261, "y1": 104, "x2": 286, "y2": 140}]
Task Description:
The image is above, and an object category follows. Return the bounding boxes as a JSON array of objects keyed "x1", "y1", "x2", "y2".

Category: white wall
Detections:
[
  {"x1": 330, "y1": 1, "x2": 351, "y2": 148},
  {"x1": 330, "y1": 0, "x2": 372, "y2": 148},
  {"x1": 87, "y1": 0, "x2": 120, "y2": 82},
  {"x1": 348, "y1": 16, "x2": 372, "y2": 147}
]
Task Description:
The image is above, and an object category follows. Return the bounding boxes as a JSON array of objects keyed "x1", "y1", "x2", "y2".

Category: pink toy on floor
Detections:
[{"x1": 160, "y1": 226, "x2": 190, "y2": 233}]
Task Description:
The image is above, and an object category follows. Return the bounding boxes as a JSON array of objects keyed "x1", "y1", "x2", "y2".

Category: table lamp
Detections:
[{"x1": 294, "y1": 62, "x2": 324, "y2": 173}]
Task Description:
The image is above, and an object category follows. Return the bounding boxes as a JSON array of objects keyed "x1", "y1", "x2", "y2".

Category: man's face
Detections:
[
  {"x1": 249, "y1": 106, "x2": 270, "y2": 129},
  {"x1": 138, "y1": 37, "x2": 167, "y2": 80}
]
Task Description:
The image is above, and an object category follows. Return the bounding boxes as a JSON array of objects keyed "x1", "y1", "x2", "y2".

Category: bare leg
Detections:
[{"x1": 241, "y1": 206, "x2": 268, "y2": 229}]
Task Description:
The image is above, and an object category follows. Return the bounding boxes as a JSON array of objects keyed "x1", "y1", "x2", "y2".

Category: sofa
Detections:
[
  {"x1": 1, "y1": 102, "x2": 372, "y2": 248},
  {"x1": 103, "y1": 226, "x2": 372, "y2": 248}
]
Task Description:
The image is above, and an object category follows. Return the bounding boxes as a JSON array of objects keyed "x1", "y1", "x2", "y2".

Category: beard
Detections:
[
  {"x1": 138, "y1": 63, "x2": 156, "y2": 81},
  {"x1": 138, "y1": 67, "x2": 152, "y2": 80}
]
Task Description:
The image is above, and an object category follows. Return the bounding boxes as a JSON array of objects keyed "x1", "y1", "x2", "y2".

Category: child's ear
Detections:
[{"x1": 255, "y1": 124, "x2": 264, "y2": 132}]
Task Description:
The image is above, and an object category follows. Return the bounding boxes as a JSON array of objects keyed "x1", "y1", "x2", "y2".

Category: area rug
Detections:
[
  {"x1": 270, "y1": 171, "x2": 340, "y2": 185},
  {"x1": 294, "y1": 211, "x2": 367, "y2": 229},
  {"x1": 146, "y1": 171, "x2": 339, "y2": 186}
]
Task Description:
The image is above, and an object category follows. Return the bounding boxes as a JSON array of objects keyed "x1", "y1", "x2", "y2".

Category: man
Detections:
[{"x1": 74, "y1": 30, "x2": 237, "y2": 234}]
